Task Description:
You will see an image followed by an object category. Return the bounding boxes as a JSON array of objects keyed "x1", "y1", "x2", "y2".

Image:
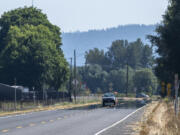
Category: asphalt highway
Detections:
[{"x1": 0, "y1": 102, "x2": 144, "y2": 135}]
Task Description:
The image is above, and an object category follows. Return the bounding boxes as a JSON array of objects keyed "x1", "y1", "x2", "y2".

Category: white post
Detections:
[
  {"x1": 175, "y1": 74, "x2": 179, "y2": 116},
  {"x1": 14, "y1": 78, "x2": 17, "y2": 110},
  {"x1": 33, "y1": 87, "x2": 35, "y2": 106}
]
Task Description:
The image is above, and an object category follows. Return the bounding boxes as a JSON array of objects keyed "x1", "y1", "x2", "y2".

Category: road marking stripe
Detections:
[
  {"x1": 57, "y1": 117, "x2": 62, "y2": 120},
  {"x1": 94, "y1": 105, "x2": 146, "y2": 135},
  {"x1": 29, "y1": 123, "x2": 35, "y2": 127},
  {"x1": 49, "y1": 120, "x2": 54, "y2": 122},
  {"x1": 16, "y1": 126, "x2": 22, "y2": 129},
  {"x1": 1, "y1": 129, "x2": 9, "y2": 133},
  {"x1": 41, "y1": 121, "x2": 46, "y2": 124}
]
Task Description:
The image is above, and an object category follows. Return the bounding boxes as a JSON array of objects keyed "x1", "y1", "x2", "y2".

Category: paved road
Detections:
[{"x1": 0, "y1": 102, "x2": 144, "y2": 135}]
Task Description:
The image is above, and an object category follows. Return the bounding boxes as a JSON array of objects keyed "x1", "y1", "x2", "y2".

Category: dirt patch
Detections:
[{"x1": 133, "y1": 100, "x2": 180, "y2": 135}]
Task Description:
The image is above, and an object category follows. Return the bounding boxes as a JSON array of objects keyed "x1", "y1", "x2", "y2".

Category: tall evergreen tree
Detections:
[{"x1": 148, "y1": 0, "x2": 180, "y2": 82}]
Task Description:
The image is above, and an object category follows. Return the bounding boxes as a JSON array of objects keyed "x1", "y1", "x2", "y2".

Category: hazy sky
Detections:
[{"x1": 0, "y1": 0, "x2": 168, "y2": 32}]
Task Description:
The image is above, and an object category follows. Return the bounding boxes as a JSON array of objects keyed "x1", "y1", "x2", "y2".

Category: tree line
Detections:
[
  {"x1": 77, "y1": 39, "x2": 158, "y2": 95},
  {"x1": 0, "y1": 6, "x2": 160, "y2": 97}
]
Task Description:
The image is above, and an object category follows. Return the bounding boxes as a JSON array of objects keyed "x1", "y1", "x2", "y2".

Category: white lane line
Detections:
[{"x1": 94, "y1": 105, "x2": 146, "y2": 135}]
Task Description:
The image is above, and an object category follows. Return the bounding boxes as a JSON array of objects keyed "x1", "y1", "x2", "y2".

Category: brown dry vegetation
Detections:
[
  {"x1": 135, "y1": 100, "x2": 180, "y2": 135},
  {"x1": 0, "y1": 101, "x2": 100, "y2": 117}
]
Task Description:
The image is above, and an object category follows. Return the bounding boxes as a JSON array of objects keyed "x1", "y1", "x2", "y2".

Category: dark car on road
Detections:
[
  {"x1": 102, "y1": 93, "x2": 117, "y2": 107},
  {"x1": 136, "y1": 93, "x2": 149, "y2": 98}
]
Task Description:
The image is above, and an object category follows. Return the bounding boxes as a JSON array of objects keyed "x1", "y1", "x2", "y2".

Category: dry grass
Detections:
[
  {"x1": 0, "y1": 101, "x2": 101, "y2": 117},
  {"x1": 118, "y1": 97, "x2": 147, "y2": 101},
  {"x1": 134, "y1": 100, "x2": 180, "y2": 135}
]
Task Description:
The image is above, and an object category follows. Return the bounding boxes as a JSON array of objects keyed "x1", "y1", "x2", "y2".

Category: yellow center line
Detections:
[
  {"x1": 49, "y1": 120, "x2": 54, "y2": 122},
  {"x1": 16, "y1": 126, "x2": 22, "y2": 129},
  {"x1": 57, "y1": 117, "x2": 62, "y2": 120},
  {"x1": 41, "y1": 121, "x2": 46, "y2": 124},
  {"x1": 29, "y1": 123, "x2": 35, "y2": 127},
  {"x1": 1, "y1": 129, "x2": 9, "y2": 133}
]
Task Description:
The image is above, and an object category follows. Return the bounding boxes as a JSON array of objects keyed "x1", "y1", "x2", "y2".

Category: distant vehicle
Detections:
[
  {"x1": 102, "y1": 93, "x2": 117, "y2": 107},
  {"x1": 136, "y1": 93, "x2": 149, "y2": 98},
  {"x1": 11, "y1": 85, "x2": 29, "y2": 93}
]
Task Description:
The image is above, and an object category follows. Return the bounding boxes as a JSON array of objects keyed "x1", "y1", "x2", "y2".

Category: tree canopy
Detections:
[
  {"x1": 0, "y1": 7, "x2": 69, "y2": 90},
  {"x1": 85, "y1": 39, "x2": 153, "y2": 70},
  {"x1": 133, "y1": 69, "x2": 158, "y2": 94},
  {"x1": 79, "y1": 38, "x2": 157, "y2": 95},
  {"x1": 148, "y1": 0, "x2": 180, "y2": 82}
]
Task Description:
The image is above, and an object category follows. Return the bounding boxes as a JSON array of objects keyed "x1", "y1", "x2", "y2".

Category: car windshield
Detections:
[{"x1": 103, "y1": 93, "x2": 115, "y2": 97}]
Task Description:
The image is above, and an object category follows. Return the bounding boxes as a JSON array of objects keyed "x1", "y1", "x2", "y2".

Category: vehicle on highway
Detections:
[
  {"x1": 136, "y1": 93, "x2": 149, "y2": 98},
  {"x1": 102, "y1": 92, "x2": 117, "y2": 107}
]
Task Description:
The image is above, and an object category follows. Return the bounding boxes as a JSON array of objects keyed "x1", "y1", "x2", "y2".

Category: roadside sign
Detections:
[
  {"x1": 72, "y1": 79, "x2": 79, "y2": 86},
  {"x1": 81, "y1": 84, "x2": 86, "y2": 89},
  {"x1": 167, "y1": 83, "x2": 171, "y2": 97},
  {"x1": 161, "y1": 82, "x2": 165, "y2": 97}
]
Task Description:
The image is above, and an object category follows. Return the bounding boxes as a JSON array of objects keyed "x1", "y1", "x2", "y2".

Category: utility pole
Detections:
[
  {"x1": 14, "y1": 78, "x2": 17, "y2": 110},
  {"x1": 74, "y1": 50, "x2": 77, "y2": 103},
  {"x1": 33, "y1": 87, "x2": 35, "y2": 105},
  {"x1": 32, "y1": 0, "x2": 34, "y2": 7},
  {"x1": 69, "y1": 58, "x2": 73, "y2": 102},
  {"x1": 126, "y1": 61, "x2": 129, "y2": 97}
]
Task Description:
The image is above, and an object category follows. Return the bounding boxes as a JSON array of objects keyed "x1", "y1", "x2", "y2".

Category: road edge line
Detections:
[{"x1": 94, "y1": 105, "x2": 147, "y2": 135}]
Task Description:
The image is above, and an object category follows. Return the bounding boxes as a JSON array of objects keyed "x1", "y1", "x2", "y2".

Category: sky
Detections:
[{"x1": 0, "y1": 0, "x2": 168, "y2": 32}]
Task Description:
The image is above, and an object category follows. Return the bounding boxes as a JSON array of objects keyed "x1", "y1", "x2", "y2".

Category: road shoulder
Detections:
[{"x1": 96, "y1": 105, "x2": 146, "y2": 135}]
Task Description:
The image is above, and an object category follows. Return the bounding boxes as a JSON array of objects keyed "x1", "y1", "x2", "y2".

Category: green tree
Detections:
[
  {"x1": 107, "y1": 40, "x2": 128, "y2": 69},
  {"x1": 85, "y1": 48, "x2": 109, "y2": 68},
  {"x1": 0, "y1": 7, "x2": 69, "y2": 90},
  {"x1": 127, "y1": 39, "x2": 143, "y2": 69},
  {"x1": 106, "y1": 70, "x2": 126, "y2": 93},
  {"x1": 78, "y1": 64, "x2": 108, "y2": 93},
  {"x1": 141, "y1": 45, "x2": 153, "y2": 68},
  {"x1": 148, "y1": 0, "x2": 180, "y2": 82},
  {"x1": 82, "y1": 38, "x2": 154, "y2": 94},
  {"x1": 106, "y1": 39, "x2": 153, "y2": 70},
  {"x1": 133, "y1": 69, "x2": 158, "y2": 94}
]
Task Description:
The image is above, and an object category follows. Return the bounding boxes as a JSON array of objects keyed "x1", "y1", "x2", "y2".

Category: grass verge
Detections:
[
  {"x1": 134, "y1": 99, "x2": 180, "y2": 135},
  {"x1": 0, "y1": 101, "x2": 101, "y2": 117}
]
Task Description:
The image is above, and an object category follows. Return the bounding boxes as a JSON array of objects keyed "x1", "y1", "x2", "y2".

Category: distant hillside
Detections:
[{"x1": 62, "y1": 24, "x2": 156, "y2": 65}]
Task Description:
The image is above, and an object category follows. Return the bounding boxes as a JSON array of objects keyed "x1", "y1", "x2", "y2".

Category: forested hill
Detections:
[{"x1": 62, "y1": 24, "x2": 156, "y2": 65}]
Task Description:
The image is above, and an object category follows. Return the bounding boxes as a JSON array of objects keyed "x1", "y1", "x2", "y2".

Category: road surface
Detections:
[{"x1": 0, "y1": 101, "x2": 145, "y2": 135}]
